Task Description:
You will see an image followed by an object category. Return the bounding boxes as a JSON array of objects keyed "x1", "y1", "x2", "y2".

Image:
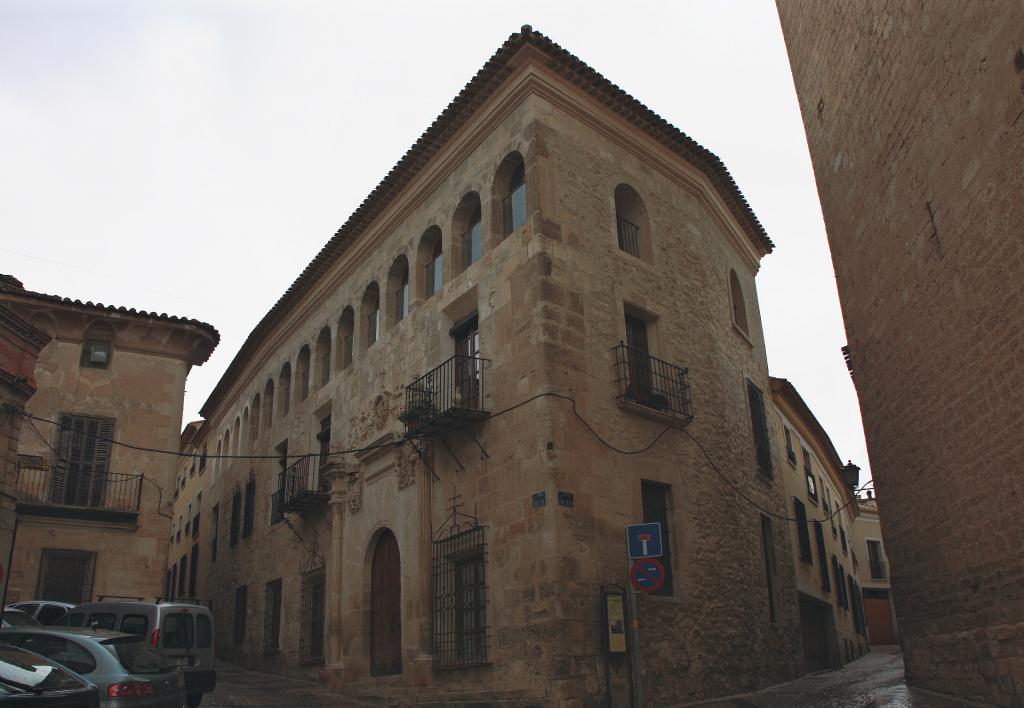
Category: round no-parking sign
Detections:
[{"x1": 630, "y1": 558, "x2": 665, "y2": 593}]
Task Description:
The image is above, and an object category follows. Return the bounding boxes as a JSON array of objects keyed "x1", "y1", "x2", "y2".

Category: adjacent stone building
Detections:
[
  {"x1": 0, "y1": 276, "x2": 218, "y2": 605},
  {"x1": 854, "y1": 493, "x2": 898, "y2": 646},
  {"x1": 0, "y1": 292, "x2": 50, "y2": 605},
  {"x1": 770, "y1": 377, "x2": 868, "y2": 673},
  {"x1": 776, "y1": 3, "x2": 1024, "y2": 705},
  {"x1": 174, "y1": 26, "x2": 808, "y2": 706}
]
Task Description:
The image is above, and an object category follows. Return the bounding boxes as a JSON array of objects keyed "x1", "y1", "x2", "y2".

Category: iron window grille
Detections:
[
  {"x1": 403, "y1": 354, "x2": 490, "y2": 436},
  {"x1": 432, "y1": 494, "x2": 489, "y2": 669},
  {"x1": 299, "y1": 563, "x2": 326, "y2": 665},
  {"x1": 616, "y1": 217, "x2": 641, "y2": 258},
  {"x1": 612, "y1": 343, "x2": 693, "y2": 423},
  {"x1": 37, "y1": 549, "x2": 95, "y2": 604}
]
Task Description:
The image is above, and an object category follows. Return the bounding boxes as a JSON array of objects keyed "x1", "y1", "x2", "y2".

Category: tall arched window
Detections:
[
  {"x1": 215, "y1": 440, "x2": 222, "y2": 477},
  {"x1": 250, "y1": 394, "x2": 261, "y2": 443},
  {"x1": 370, "y1": 530, "x2": 402, "y2": 675},
  {"x1": 387, "y1": 256, "x2": 410, "y2": 327},
  {"x1": 263, "y1": 380, "x2": 274, "y2": 429},
  {"x1": 232, "y1": 417, "x2": 240, "y2": 455},
  {"x1": 417, "y1": 226, "x2": 443, "y2": 299},
  {"x1": 278, "y1": 362, "x2": 292, "y2": 416},
  {"x1": 337, "y1": 307, "x2": 354, "y2": 370},
  {"x1": 314, "y1": 327, "x2": 331, "y2": 388},
  {"x1": 223, "y1": 429, "x2": 231, "y2": 468},
  {"x1": 362, "y1": 283, "x2": 381, "y2": 348},
  {"x1": 296, "y1": 345, "x2": 311, "y2": 403},
  {"x1": 729, "y1": 269, "x2": 749, "y2": 335},
  {"x1": 614, "y1": 184, "x2": 651, "y2": 261},
  {"x1": 241, "y1": 408, "x2": 249, "y2": 454},
  {"x1": 454, "y1": 192, "x2": 483, "y2": 272},
  {"x1": 495, "y1": 151, "x2": 526, "y2": 236}
]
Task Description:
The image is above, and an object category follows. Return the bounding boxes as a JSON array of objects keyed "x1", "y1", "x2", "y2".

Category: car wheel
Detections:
[{"x1": 186, "y1": 694, "x2": 203, "y2": 708}]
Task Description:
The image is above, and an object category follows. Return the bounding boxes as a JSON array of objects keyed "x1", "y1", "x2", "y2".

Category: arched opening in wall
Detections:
[
  {"x1": 232, "y1": 418, "x2": 240, "y2": 455},
  {"x1": 494, "y1": 151, "x2": 526, "y2": 236},
  {"x1": 223, "y1": 429, "x2": 231, "y2": 472},
  {"x1": 296, "y1": 345, "x2": 311, "y2": 404},
  {"x1": 80, "y1": 320, "x2": 115, "y2": 369},
  {"x1": 263, "y1": 380, "x2": 274, "y2": 429},
  {"x1": 361, "y1": 283, "x2": 381, "y2": 349},
  {"x1": 215, "y1": 440, "x2": 222, "y2": 477},
  {"x1": 250, "y1": 395, "x2": 260, "y2": 443},
  {"x1": 417, "y1": 226, "x2": 443, "y2": 299},
  {"x1": 370, "y1": 529, "x2": 402, "y2": 675},
  {"x1": 336, "y1": 308, "x2": 354, "y2": 370},
  {"x1": 386, "y1": 256, "x2": 410, "y2": 328},
  {"x1": 729, "y1": 269, "x2": 749, "y2": 335},
  {"x1": 614, "y1": 184, "x2": 652, "y2": 261},
  {"x1": 453, "y1": 192, "x2": 483, "y2": 273},
  {"x1": 241, "y1": 408, "x2": 249, "y2": 454},
  {"x1": 314, "y1": 327, "x2": 331, "y2": 389},
  {"x1": 278, "y1": 362, "x2": 292, "y2": 417}
]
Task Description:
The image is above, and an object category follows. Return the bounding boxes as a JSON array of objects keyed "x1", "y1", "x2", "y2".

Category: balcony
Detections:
[
  {"x1": 612, "y1": 343, "x2": 693, "y2": 424},
  {"x1": 16, "y1": 461, "x2": 142, "y2": 522},
  {"x1": 276, "y1": 455, "x2": 329, "y2": 514},
  {"x1": 402, "y1": 354, "x2": 490, "y2": 436}
]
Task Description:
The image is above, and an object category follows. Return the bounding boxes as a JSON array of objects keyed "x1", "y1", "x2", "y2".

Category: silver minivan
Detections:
[{"x1": 68, "y1": 601, "x2": 215, "y2": 708}]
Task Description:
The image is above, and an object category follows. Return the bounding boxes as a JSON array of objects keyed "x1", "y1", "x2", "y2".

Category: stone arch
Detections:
[
  {"x1": 386, "y1": 255, "x2": 410, "y2": 328},
  {"x1": 241, "y1": 408, "x2": 249, "y2": 454},
  {"x1": 361, "y1": 283, "x2": 381, "y2": 349},
  {"x1": 336, "y1": 307, "x2": 354, "y2": 370},
  {"x1": 250, "y1": 394, "x2": 261, "y2": 443},
  {"x1": 314, "y1": 326, "x2": 331, "y2": 389},
  {"x1": 369, "y1": 528, "x2": 402, "y2": 675},
  {"x1": 493, "y1": 150, "x2": 527, "y2": 237},
  {"x1": 614, "y1": 183, "x2": 652, "y2": 261},
  {"x1": 452, "y1": 192, "x2": 483, "y2": 273},
  {"x1": 296, "y1": 345, "x2": 311, "y2": 404},
  {"x1": 278, "y1": 361, "x2": 292, "y2": 417},
  {"x1": 416, "y1": 226, "x2": 443, "y2": 299},
  {"x1": 263, "y1": 379, "x2": 274, "y2": 429}
]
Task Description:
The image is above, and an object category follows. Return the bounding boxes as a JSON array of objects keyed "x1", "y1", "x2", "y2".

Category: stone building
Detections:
[
  {"x1": 0, "y1": 292, "x2": 50, "y2": 605},
  {"x1": 0, "y1": 275, "x2": 218, "y2": 605},
  {"x1": 176, "y1": 26, "x2": 806, "y2": 705},
  {"x1": 854, "y1": 493, "x2": 898, "y2": 646},
  {"x1": 770, "y1": 377, "x2": 868, "y2": 673},
  {"x1": 776, "y1": 3, "x2": 1024, "y2": 705}
]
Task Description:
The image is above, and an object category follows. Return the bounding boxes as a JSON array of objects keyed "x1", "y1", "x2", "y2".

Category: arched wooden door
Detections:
[{"x1": 370, "y1": 529, "x2": 402, "y2": 675}]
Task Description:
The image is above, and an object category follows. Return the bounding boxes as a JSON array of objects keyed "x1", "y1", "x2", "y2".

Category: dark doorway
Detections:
[
  {"x1": 798, "y1": 593, "x2": 837, "y2": 673},
  {"x1": 371, "y1": 530, "x2": 402, "y2": 675}
]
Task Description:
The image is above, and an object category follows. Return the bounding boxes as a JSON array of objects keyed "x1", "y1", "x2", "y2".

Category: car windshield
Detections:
[
  {"x1": 0, "y1": 644, "x2": 87, "y2": 692},
  {"x1": 102, "y1": 638, "x2": 176, "y2": 674},
  {"x1": 1, "y1": 612, "x2": 39, "y2": 627}
]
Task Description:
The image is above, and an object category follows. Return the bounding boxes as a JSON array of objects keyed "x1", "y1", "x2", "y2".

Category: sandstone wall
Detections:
[{"x1": 776, "y1": 3, "x2": 1024, "y2": 704}]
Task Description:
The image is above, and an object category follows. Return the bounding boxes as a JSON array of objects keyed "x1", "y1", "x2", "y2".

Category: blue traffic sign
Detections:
[{"x1": 626, "y1": 522, "x2": 663, "y2": 559}]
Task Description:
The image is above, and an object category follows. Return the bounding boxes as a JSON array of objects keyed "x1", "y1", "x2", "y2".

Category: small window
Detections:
[
  {"x1": 120, "y1": 615, "x2": 148, "y2": 637},
  {"x1": 242, "y1": 475, "x2": 255, "y2": 537},
  {"x1": 497, "y1": 152, "x2": 527, "y2": 235},
  {"x1": 87, "y1": 613, "x2": 116, "y2": 631},
  {"x1": 730, "y1": 270, "x2": 749, "y2": 335},
  {"x1": 793, "y1": 498, "x2": 813, "y2": 564},
  {"x1": 419, "y1": 227, "x2": 444, "y2": 298},
  {"x1": 840, "y1": 526, "x2": 848, "y2": 555},
  {"x1": 803, "y1": 449, "x2": 817, "y2": 501},
  {"x1": 278, "y1": 362, "x2": 291, "y2": 417},
  {"x1": 814, "y1": 521, "x2": 831, "y2": 592},
  {"x1": 296, "y1": 345, "x2": 311, "y2": 403},
  {"x1": 867, "y1": 540, "x2": 886, "y2": 580},
  {"x1": 362, "y1": 283, "x2": 381, "y2": 348},
  {"x1": 388, "y1": 256, "x2": 410, "y2": 326},
  {"x1": 784, "y1": 427, "x2": 796, "y2": 465},
  {"x1": 454, "y1": 192, "x2": 483, "y2": 272},
  {"x1": 263, "y1": 379, "x2": 275, "y2": 428},
  {"x1": 199, "y1": 444, "x2": 207, "y2": 474},
  {"x1": 80, "y1": 339, "x2": 112, "y2": 369},
  {"x1": 614, "y1": 184, "x2": 650, "y2": 260},
  {"x1": 337, "y1": 307, "x2": 354, "y2": 370},
  {"x1": 314, "y1": 327, "x2": 331, "y2": 388}
]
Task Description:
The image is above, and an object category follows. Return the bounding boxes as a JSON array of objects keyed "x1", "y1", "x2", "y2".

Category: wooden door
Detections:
[
  {"x1": 865, "y1": 596, "x2": 896, "y2": 644},
  {"x1": 371, "y1": 530, "x2": 402, "y2": 675}
]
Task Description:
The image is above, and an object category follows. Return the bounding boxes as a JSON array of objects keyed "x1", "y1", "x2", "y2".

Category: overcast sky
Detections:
[{"x1": 0, "y1": 0, "x2": 872, "y2": 482}]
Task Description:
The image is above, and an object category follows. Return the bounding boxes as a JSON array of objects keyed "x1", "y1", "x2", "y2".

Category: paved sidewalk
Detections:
[
  {"x1": 685, "y1": 646, "x2": 985, "y2": 708},
  {"x1": 202, "y1": 662, "x2": 376, "y2": 707}
]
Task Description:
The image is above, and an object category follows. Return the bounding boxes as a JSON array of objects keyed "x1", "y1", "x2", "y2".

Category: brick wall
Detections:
[{"x1": 776, "y1": 3, "x2": 1024, "y2": 704}]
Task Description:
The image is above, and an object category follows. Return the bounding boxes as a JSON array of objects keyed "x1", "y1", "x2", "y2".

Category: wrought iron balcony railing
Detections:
[
  {"x1": 16, "y1": 462, "x2": 142, "y2": 514},
  {"x1": 402, "y1": 354, "x2": 490, "y2": 436},
  {"x1": 617, "y1": 217, "x2": 641, "y2": 258},
  {"x1": 276, "y1": 454, "x2": 329, "y2": 514},
  {"x1": 612, "y1": 343, "x2": 693, "y2": 423}
]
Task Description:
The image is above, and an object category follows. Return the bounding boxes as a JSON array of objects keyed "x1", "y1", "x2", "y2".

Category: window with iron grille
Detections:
[
  {"x1": 746, "y1": 380, "x2": 772, "y2": 478},
  {"x1": 784, "y1": 427, "x2": 796, "y2": 465},
  {"x1": 188, "y1": 544, "x2": 199, "y2": 598},
  {"x1": 177, "y1": 554, "x2": 187, "y2": 597},
  {"x1": 803, "y1": 448, "x2": 817, "y2": 501},
  {"x1": 37, "y1": 549, "x2": 95, "y2": 604},
  {"x1": 229, "y1": 486, "x2": 241, "y2": 546},
  {"x1": 233, "y1": 585, "x2": 247, "y2": 645},
  {"x1": 432, "y1": 524, "x2": 488, "y2": 668},
  {"x1": 199, "y1": 445, "x2": 207, "y2": 474},
  {"x1": 263, "y1": 578, "x2": 282, "y2": 655},
  {"x1": 242, "y1": 474, "x2": 255, "y2": 537},
  {"x1": 53, "y1": 414, "x2": 115, "y2": 508},
  {"x1": 814, "y1": 521, "x2": 830, "y2": 592},
  {"x1": 299, "y1": 566, "x2": 325, "y2": 664}
]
